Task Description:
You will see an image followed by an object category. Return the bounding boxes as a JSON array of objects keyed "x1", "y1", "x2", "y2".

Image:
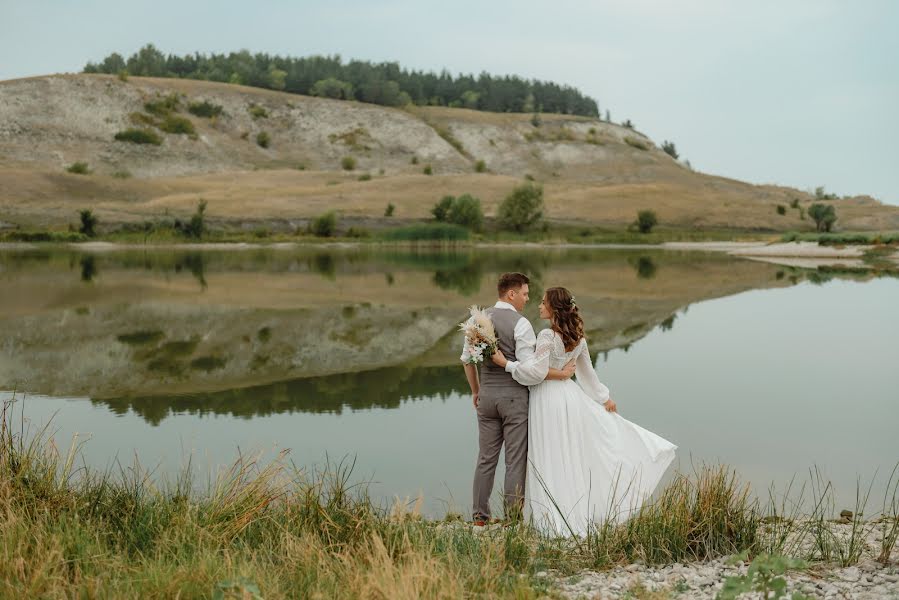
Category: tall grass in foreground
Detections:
[{"x1": 1, "y1": 394, "x2": 897, "y2": 598}]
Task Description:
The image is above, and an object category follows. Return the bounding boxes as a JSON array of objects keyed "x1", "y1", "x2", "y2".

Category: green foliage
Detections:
[
  {"x1": 384, "y1": 203, "x2": 395, "y2": 217},
  {"x1": 67, "y1": 162, "x2": 90, "y2": 175},
  {"x1": 622, "y1": 119, "x2": 634, "y2": 129},
  {"x1": 79, "y1": 209, "x2": 98, "y2": 237},
  {"x1": 381, "y1": 223, "x2": 470, "y2": 241},
  {"x1": 431, "y1": 195, "x2": 455, "y2": 221},
  {"x1": 117, "y1": 69, "x2": 129, "y2": 82},
  {"x1": 341, "y1": 156, "x2": 356, "y2": 171},
  {"x1": 790, "y1": 197, "x2": 800, "y2": 209},
  {"x1": 86, "y1": 45, "x2": 599, "y2": 115},
  {"x1": 433, "y1": 125, "x2": 465, "y2": 155},
  {"x1": 144, "y1": 93, "x2": 181, "y2": 116},
  {"x1": 814, "y1": 186, "x2": 838, "y2": 200},
  {"x1": 449, "y1": 194, "x2": 484, "y2": 231},
  {"x1": 474, "y1": 159, "x2": 487, "y2": 173},
  {"x1": 188, "y1": 100, "x2": 223, "y2": 118},
  {"x1": 112, "y1": 169, "x2": 132, "y2": 179},
  {"x1": 634, "y1": 210, "x2": 658, "y2": 234},
  {"x1": 776, "y1": 205, "x2": 787, "y2": 215},
  {"x1": 498, "y1": 183, "x2": 544, "y2": 232},
  {"x1": 248, "y1": 104, "x2": 268, "y2": 119},
  {"x1": 422, "y1": 164, "x2": 433, "y2": 175},
  {"x1": 159, "y1": 115, "x2": 196, "y2": 135},
  {"x1": 433, "y1": 194, "x2": 484, "y2": 231},
  {"x1": 530, "y1": 113, "x2": 542, "y2": 127},
  {"x1": 410, "y1": 155, "x2": 419, "y2": 165},
  {"x1": 310, "y1": 77, "x2": 355, "y2": 100},
  {"x1": 311, "y1": 211, "x2": 338, "y2": 237},
  {"x1": 625, "y1": 136, "x2": 649, "y2": 151},
  {"x1": 114, "y1": 128, "x2": 162, "y2": 145},
  {"x1": 661, "y1": 140, "x2": 679, "y2": 159},
  {"x1": 256, "y1": 131, "x2": 271, "y2": 148},
  {"x1": 717, "y1": 554, "x2": 809, "y2": 600},
  {"x1": 178, "y1": 200, "x2": 207, "y2": 238},
  {"x1": 357, "y1": 173, "x2": 372, "y2": 181},
  {"x1": 808, "y1": 203, "x2": 837, "y2": 232}
]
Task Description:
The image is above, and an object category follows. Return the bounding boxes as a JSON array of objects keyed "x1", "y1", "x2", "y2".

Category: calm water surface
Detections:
[{"x1": 1, "y1": 248, "x2": 896, "y2": 514}]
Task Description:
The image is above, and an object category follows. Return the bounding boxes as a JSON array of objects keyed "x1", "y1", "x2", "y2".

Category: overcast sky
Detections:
[{"x1": 2, "y1": 0, "x2": 897, "y2": 204}]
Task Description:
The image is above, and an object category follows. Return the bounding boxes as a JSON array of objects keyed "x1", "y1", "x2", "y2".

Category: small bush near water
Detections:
[
  {"x1": 311, "y1": 211, "x2": 338, "y2": 237},
  {"x1": 632, "y1": 209, "x2": 658, "y2": 234},
  {"x1": 498, "y1": 183, "x2": 544, "y2": 232},
  {"x1": 431, "y1": 194, "x2": 484, "y2": 231},
  {"x1": 3, "y1": 394, "x2": 895, "y2": 598},
  {"x1": 78, "y1": 209, "x2": 98, "y2": 237}
]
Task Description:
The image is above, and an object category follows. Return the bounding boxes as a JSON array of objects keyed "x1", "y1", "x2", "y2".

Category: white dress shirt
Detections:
[{"x1": 460, "y1": 300, "x2": 536, "y2": 366}]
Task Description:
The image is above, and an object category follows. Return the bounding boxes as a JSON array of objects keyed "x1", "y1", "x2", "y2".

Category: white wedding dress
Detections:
[{"x1": 512, "y1": 329, "x2": 677, "y2": 537}]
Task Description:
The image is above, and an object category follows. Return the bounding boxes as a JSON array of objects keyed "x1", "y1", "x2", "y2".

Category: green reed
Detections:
[{"x1": 1, "y1": 393, "x2": 895, "y2": 598}]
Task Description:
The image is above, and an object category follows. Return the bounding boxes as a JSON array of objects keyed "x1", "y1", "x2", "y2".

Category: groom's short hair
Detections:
[{"x1": 497, "y1": 272, "x2": 530, "y2": 297}]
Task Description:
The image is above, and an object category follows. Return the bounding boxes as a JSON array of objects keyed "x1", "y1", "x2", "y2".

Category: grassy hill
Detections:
[{"x1": 1, "y1": 73, "x2": 897, "y2": 235}]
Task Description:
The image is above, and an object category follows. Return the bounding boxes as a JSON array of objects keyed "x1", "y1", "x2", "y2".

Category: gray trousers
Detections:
[{"x1": 472, "y1": 393, "x2": 528, "y2": 520}]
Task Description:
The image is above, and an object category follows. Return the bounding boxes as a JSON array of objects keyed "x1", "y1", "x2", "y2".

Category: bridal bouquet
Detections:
[{"x1": 459, "y1": 305, "x2": 498, "y2": 364}]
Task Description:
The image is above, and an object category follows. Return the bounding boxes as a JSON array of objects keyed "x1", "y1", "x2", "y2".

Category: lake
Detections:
[{"x1": 1, "y1": 246, "x2": 896, "y2": 515}]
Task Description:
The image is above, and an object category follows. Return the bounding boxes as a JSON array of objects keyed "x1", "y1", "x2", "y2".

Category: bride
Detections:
[{"x1": 491, "y1": 286, "x2": 677, "y2": 536}]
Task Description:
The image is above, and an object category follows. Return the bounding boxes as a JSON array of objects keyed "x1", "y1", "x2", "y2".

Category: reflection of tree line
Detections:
[
  {"x1": 93, "y1": 364, "x2": 470, "y2": 425},
  {"x1": 2, "y1": 247, "x2": 717, "y2": 295}
]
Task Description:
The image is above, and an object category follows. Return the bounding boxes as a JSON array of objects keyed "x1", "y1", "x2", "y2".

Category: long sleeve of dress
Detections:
[
  {"x1": 506, "y1": 328, "x2": 555, "y2": 386},
  {"x1": 574, "y1": 340, "x2": 611, "y2": 403}
]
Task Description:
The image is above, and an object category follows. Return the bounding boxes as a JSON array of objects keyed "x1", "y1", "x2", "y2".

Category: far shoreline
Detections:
[{"x1": 0, "y1": 239, "x2": 892, "y2": 261}]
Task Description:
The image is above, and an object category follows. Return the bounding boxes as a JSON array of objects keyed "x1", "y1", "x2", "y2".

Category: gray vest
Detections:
[{"x1": 478, "y1": 307, "x2": 529, "y2": 400}]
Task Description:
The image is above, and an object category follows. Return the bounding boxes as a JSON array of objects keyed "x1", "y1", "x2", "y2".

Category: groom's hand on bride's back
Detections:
[{"x1": 561, "y1": 360, "x2": 576, "y2": 379}]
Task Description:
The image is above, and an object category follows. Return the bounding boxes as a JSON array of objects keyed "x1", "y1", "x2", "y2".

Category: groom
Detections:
[{"x1": 462, "y1": 272, "x2": 574, "y2": 526}]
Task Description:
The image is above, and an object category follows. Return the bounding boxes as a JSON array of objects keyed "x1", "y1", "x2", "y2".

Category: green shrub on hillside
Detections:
[
  {"x1": 423, "y1": 164, "x2": 433, "y2": 175},
  {"x1": 188, "y1": 100, "x2": 223, "y2": 118},
  {"x1": 776, "y1": 205, "x2": 787, "y2": 216},
  {"x1": 67, "y1": 162, "x2": 90, "y2": 175},
  {"x1": 159, "y1": 115, "x2": 196, "y2": 135},
  {"x1": 144, "y1": 93, "x2": 181, "y2": 116},
  {"x1": 248, "y1": 104, "x2": 268, "y2": 119},
  {"x1": 474, "y1": 160, "x2": 487, "y2": 173},
  {"x1": 256, "y1": 131, "x2": 271, "y2": 148},
  {"x1": 498, "y1": 183, "x2": 544, "y2": 232},
  {"x1": 341, "y1": 156, "x2": 356, "y2": 170},
  {"x1": 114, "y1": 128, "x2": 162, "y2": 145},
  {"x1": 661, "y1": 140, "x2": 679, "y2": 159},
  {"x1": 384, "y1": 203, "x2": 395, "y2": 217}
]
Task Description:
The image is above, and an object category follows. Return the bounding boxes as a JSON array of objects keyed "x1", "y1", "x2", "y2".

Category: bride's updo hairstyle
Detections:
[{"x1": 544, "y1": 287, "x2": 585, "y2": 352}]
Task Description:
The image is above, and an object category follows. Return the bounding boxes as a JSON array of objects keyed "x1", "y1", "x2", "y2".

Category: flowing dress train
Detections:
[{"x1": 513, "y1": 329, "x2": 677, "y2": 536}]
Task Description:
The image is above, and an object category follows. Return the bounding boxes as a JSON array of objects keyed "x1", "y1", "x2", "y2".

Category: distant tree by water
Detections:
[{"x1": 84, "y1": 44, "x2": 600, "y2": 117}]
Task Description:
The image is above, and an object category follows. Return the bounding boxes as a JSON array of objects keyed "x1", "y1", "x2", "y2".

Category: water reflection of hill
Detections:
[
  {"x1": 94, "y1": 364, "x2": 468, "y2": 425},
  {"x1": 4, "y1": 246, "x2": 891, "y2": 399}
]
